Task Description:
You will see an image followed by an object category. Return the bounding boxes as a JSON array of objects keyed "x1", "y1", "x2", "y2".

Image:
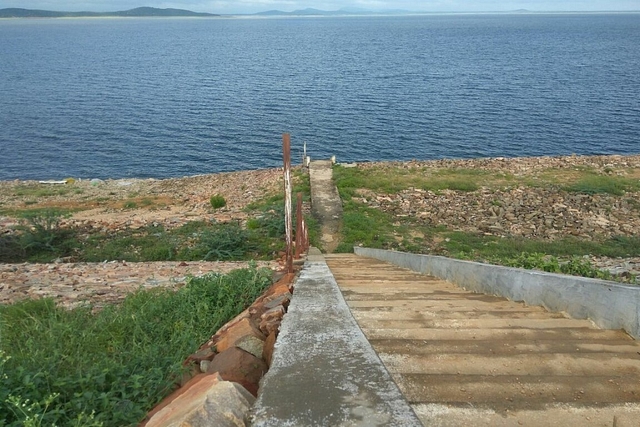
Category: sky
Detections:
[{"x1": 0, "y1": 0, "x2": 638, "y2": 14}]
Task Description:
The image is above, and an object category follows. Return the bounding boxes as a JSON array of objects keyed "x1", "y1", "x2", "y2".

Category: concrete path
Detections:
[
  {"x1": 251, "y1": 248, "x2": 422, "y2": 426},
  {"x1": 325, "y1": 253, "x2": 640, "y2": 427},
  {"x1": 308, "y1": 160, "x2": 342, "y2": 253}
]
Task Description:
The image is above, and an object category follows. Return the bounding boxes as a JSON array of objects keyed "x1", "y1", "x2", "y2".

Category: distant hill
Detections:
[
  {"x1": 0, "y1": 7, "x2": 219, "y2": 18},
  {"x1": 255, "y1": 8, "x2": 412, "y2": 16}
]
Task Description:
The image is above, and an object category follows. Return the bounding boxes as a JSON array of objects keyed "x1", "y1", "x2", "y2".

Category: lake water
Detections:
[{"x1": 1, "y1": 13, "x2": 639, "y2": 180}]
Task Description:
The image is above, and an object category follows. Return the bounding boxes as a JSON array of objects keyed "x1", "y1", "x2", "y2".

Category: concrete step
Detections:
[
  {"x1": 378, "y1": 352, "x2": 640, "y2": 376},
  {"x1": 363, "y1": 327, "x2": 632, "y2": 341},
  {"x1": 369, "y1": 338, "x2": 640, "y2": 355},
  {"x1": 325, "y1": 253, "x2": 640, "y2": 427},
  {"x1": 357, "y1": 317, "x2": 598, "y2": 329},
  {"x1": 351, "y1": 308, "x2": 568, "y2": 320},
  {"x1": 398, "y1": 374, "x2": 640, "y2": 407}
]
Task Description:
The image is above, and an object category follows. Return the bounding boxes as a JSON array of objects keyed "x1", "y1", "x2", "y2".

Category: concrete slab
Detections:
[{"x1": 249, "y1": 249, "x2": 421, "y2": 427}]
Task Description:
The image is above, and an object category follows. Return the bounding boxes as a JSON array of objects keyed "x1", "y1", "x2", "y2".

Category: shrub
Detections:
[
  {"x1": 8, "y1": 209, "x2": 78, "y2": 262},
  {"x1": 183, "y1": 223, "x2": 254, "y2": 261},
  {"x1": 209, "y1": 195, "x2": 226, "y2": 209}
]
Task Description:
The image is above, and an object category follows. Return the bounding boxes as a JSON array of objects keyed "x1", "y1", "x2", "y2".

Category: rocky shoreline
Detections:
[
  {"x1": 1, "y1": 154, "x2": 640, "y2": 308},
  {"x1": 353, "y1": 154, "x2": 640, "y2": 281}
]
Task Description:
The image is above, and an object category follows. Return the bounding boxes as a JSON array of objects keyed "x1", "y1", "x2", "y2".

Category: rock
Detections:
[
  {"x1": 185, "y1": 347, "x2": 216, "y2": 365},
  {"x1": 213, "y1": 318, "x2": 265, "y2": 353},
  {"x1": 143, "y1": 373, "x2": 210, "y2": 425},
  {"x1": 259, "y1": 306, "x2": 285, "y2": 336},
  {"x1": 206, "y1": 347, "x2": 268, "y2": 397},
  {"x1": 263, "y1": 331, "x2": 278, "y2": 367},
  {"x1": 200, "y1": 360, "x2": 211, "y2": 373},
  {"x1": 263, "y1": 292, "x2": 292, "y2": 310},
  {"x1": 145, "y1": 373, "x2": 255, "y2": 427},
  {"x1": 235, "y1": 335, "x2": 264, "y2": 359}
]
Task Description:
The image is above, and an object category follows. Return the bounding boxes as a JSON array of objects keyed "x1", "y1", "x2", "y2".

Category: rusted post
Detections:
[
  {"x1": 295, "y1": 192, "x2": 303, "y2": 259},
  {"x1": 283, "y1": 133, "x2": 294, "y2": 274},
  {"x1": 302, "y1": 218, "x2": 309, "y2": 252}
]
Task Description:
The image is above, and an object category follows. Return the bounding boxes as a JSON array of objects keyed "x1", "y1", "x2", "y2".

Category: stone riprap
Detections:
[
  {"x1": 354, "y1": 155, "x2": 640, "y2": 241},
  {"x1": 141, "y1": 272, "x2": 296, "y2": 427},
  {"x1": 0, "y1": 261, "x2": 274, "y2": 309},
  {"x1": 0, "y1": 168, "x2": 284, "y2": 234}
]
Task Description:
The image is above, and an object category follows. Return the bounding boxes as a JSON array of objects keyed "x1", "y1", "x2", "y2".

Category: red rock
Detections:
[
  {"x1": 263, "y1": 331, "x2": 278, "y2": 367},
  {"x1": 259, "y1": 305, "x2": 285, "y2": 335},
  {"x1": 183, "y1": 346, "x2": 216, "y2": 366},
  {"x1": 200, "y1": 307, "x2": 250, "y2": 349},
  {"x1": 206, "y1": 347, "x2": 267, "y2": 397},
  {"x1": 140, "y1": 373, "x2": 212, "y2": 426},
  {"x1": 214, "y1": 317, "x2": 265, "y2": 353},
  {"x1": 143, "y1": 373, "x2": 255, "y2": 427}
]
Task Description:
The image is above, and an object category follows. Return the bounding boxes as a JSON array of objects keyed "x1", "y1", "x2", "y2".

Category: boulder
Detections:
[
  {"x1": 145, "y1": 373, "x2": 255, "y2": 427},
  {"x1": 207, "y1": 347, "x2": 268, "y2": 397}
]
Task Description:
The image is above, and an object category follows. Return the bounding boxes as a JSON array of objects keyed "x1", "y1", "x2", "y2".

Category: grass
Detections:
[
  {"x1": 563, "y1": 174, "x2": 640, "y2": 196},
  {"x1": 334, "y1": 164, "x2": 640, "y2": 196},
  {"x1": 0, "y1": 265, "x2": 273, "y2": 427},
  {"x1": 0, "y1": 168, "x2": 318, "y2": 264},
  {"x1": 332, "y1": 163, "x2": 640, "y2": 283},
  {"x1": 333, "y1": 165, "x2": 490, "y2": 197}
]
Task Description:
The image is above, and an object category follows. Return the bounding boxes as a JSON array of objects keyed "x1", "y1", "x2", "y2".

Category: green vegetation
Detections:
[
  {"x1": 0, "y1": 210, "x2": 282, "y2": 263},
  {"x1": 332, "y1": 164, "x2": 640, "y2": 284},
  {"x1": 0, "y1": 169, "x2": 318, "y2": 263},
  {"x1": 563, "y1": 174, "x2": 640, "y2": 196},
  {"x1": 501, "y1": 253, "x2": 613, "y2": 280},
  {"x1": 0, "y1": 265, "x2": 272, "y2": 427},
  {"x1": 209, "y1": 194, "x2": 227, "y2": 209},
  {"x1": 333, "y1": 165, "x2": 489, "y2": 197},
  {"x1": 11, "y1": 185, "x2": 74, "y2": 198}
]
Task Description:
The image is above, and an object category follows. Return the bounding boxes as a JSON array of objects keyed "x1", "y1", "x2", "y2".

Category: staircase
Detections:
[{"x1": 325, "y1": 253, "x2": 640, "y2": 427}]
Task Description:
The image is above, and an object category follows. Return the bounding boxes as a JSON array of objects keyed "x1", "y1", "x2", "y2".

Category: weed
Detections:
[
  {"x1": 335, "y1": 200, "x2": 397, "y2": 253},
  {"x1": 502, "y1": 252, "x2": 612, "y2": 280},
  {"x1": 0, "y1": 266, "x2": 272, "y2": 427},
  {"x1": 563, "y1": 174, "x2": 640, "y2": 196},
  {"x1": 12, "y1": 185, "x2": 71, "y2": 198},
  {"x1": 183, "y1": 223, "x2": 253, "y2": 260},
  {"x1": 12, "y1": 209, "x2": 77, "y2": 262},
  {"x1": 209, "y1": 195, "x2": 226, "y2": 209}
]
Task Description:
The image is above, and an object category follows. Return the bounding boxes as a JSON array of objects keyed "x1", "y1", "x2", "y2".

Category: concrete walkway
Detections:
[
  {"x1": 325, "y1": 253, "x2": 640, "y2": 427},
  {"x1": 250, "y1": 249, "x2": 422, "y2": 426},
  {"x1": 308, "y1": 160, "x2": 342, "y2": 253}
]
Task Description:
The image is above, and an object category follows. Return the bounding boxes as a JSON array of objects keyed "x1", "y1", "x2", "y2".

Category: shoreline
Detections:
[
  {"x1": 2, "y1": 153, "x2": 639, "y2": 185},
  {"x1": 1, "y1": 153, "x2": 640, "y2": 307}
]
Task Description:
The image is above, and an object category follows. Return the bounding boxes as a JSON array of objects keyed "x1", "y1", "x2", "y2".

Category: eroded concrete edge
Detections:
[
  {"x1": 354, "y1": 247, "x2": 640, "y2": 340},
  {"x1": 249, "y1": 248, "x2": 422, "y2": 427}
]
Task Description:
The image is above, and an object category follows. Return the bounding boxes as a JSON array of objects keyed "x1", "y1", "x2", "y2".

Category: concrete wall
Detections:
[{"x1": 354, "y1": 247, "x2": 640, "y2": 340}]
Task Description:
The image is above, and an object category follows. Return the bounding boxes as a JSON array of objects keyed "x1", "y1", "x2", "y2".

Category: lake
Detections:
[{"x1": 0, "y1": 13, "x2": 639, "y2": 180}]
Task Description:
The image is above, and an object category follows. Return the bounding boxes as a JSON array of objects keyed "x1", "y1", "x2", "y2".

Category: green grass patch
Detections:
[
  {"x1": 0, "y1": 265, "x2": 272, "y2": 427},
  {"x1": 10, "y1": 185, "x2": 73, "y2": 198},
  {"x1": 333, "y1": 165, "x2": 491, "y2": 196},
  {"x1": 335, "y1": 199, "x2": 399, "y2": 253},
  {"x1": 439, "y1": 231, "x2": 640, "y2": 261},
  {"x1": 209, "y1": 194, "x2": 226, "y2": 209},
  {"x1": 563, "y1": 174, "x2": 640, "y2": 196}
]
